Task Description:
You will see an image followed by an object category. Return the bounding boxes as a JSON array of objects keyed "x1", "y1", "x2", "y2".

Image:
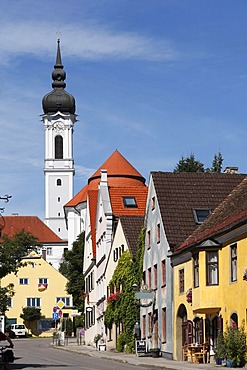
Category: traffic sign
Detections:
[
  {"x1": 52, "y1": 313, "x2": 59, "y2": 320},
  {"x1": 58, "y1": 309, "x2": 63, "y2": 318},
  {"x1": 57, "y1": 299, "x2": 65, "y2": 309},
  {"x1": 53, "y1": 306, "x2": 57, "y2": 313}
]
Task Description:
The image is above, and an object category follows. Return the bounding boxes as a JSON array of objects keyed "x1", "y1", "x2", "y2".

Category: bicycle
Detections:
[{"x1": 0, "y1": 345, "x2": 14, "y2": 370}]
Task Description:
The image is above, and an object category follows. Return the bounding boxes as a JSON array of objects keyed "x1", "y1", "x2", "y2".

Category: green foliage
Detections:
[
  {"x1": 20, "y1": 307, "x2": 41, "y2": 322},
  {"x1": 116, "y1": 333, "x2": 126, "y2": 352},
  {"x1": 210, "y1": 151, "x2": 224, "y2": 173},
  {"x1": 0, "y1": 284, "x2": 14, "y2": 314},
  {"x1": 224, "y1": 324, "x2": 246, "y2": 366},
  {"x1": 74, "y1": 315, "x2": 84, "y2": 329},
  {"x1": 173, "y1": 153, "x2": 204, "y2": 173},
  {"x1": 59, "y1": 232, "x2": 85, "y2": 313},
  {"x1": 174, "y1": 152, "x2": 224, "y2": 173},
  {"x1": 62, "y1": 318, "x2": 73, "y2": 336},
  {"x1": 0, "y1": 230, "x2": 41, "y2": 279},
  {"x1": 215, "y1": 324, "x2": 247, "y2": 366},
  {"x1": 104, "y1": 251, "x2": 140, "y2": 353},
  {"x1": 136, "y1": 227, "x2": 146, "y2": 285}
]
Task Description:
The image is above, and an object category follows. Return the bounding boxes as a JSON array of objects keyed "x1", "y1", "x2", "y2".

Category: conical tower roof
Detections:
[{"x1": 88, "y1": 150, "x2": 145, "y2": 189}]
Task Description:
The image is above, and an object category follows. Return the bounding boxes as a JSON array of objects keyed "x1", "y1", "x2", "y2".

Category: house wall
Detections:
[
  {"x1": 2, "y1": 252, "x2": 73, "y2": 336},
  {"x1": 142, "y1": 176, "x2": 173, "y2": 359}
]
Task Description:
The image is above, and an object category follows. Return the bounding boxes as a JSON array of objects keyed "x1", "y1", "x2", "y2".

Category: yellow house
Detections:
[
  {"x1": 172, "y1": 176, "x2": 247, "y2": 361},
  {"x1": 2, "y1": 251, "x2": 73, "y2": 336}
]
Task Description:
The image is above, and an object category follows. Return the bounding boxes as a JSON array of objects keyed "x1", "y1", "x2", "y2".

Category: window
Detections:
[
  {"x1": 148, "y1": 268, "x2": 151, "y2": 290},
  {"x1": 58, "y1": 197, "x2": 60, "y2": 202},
  {"x1": 148, "y1": 313, "x2": 152, "y2": 336},
  {"x1": 154, "y1": 264, "x2": 157, "y2": 289},
  {"x1": 193, "y1": 209, "x2": 211, "y2": 224},
  {"x1": 161, "y1": 259, "x2": 166, "y2": 286},
  {"x1": 47, "y1": 247, "x2": 52, "y2": 255},
  {"x1": 19, "y1": 278, "x2": 29, "y2": 285},
  {"x1": 206, "y1": 251, "x2": 218, "y2": 285},
  {"x1": 147, "y1": 230, "x2": 151, "y2": 249},
  {"x1": 152, "y1": 196, "x2": 155, "y2": 210},
  {"x1": 55, "y1": 135, "x2": 63, "y2": 159},
  {"x1": 27, "y1": 298, "x2": 41, "y2": 307},
  {"x1": 122, "y1": 196, "x2": 137, "y2": 208},
  {"x1": 57, "y1": 179, "x2": 62, "y2": 186},
  {"x1": 179, "y1": 269, "x2": 184, "y2": 294},
  {"x1": 56, "y1": 297, "x2": 71, "y2": 307},
  {"x1": 113, "y1": 248, "x2": 118, "y2": 262},
  {"x1": 193, "y1": 254, "x2": 199, "y2": 288},
  {"x1": 63, "y1": 248, "x2": 68, "y2": 255},
  {"x1": 142, "y1": 315, "x2": 146, "y2": 338},
  {"x1": 58, "y1": 228, "x2": 60, "y2": 232},
  {"x1": 157, "y1": 223, "x2": 160, "y2": 243},
  {"x1": 7, "y1": 298, "x2": 12, "y2": 308},
  {"x1": 38, "y1": 278, "x2": 48, "y2": 285},
  {"x1": 231, "y1": 244, "x2": 237, "y2": 282},
  {"x1": 162, "y1": 308, "x2": 166, "y2": 343}
]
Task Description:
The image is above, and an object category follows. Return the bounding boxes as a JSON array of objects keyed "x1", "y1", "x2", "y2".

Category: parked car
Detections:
[{"x1": 9, "y1": 324, "x2": 27, "y2": 338}]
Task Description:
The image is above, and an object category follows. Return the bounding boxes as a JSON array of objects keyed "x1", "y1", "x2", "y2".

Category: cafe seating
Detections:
[{"x1": 182, "y1": 343, "x2": 208, "y2": 364}]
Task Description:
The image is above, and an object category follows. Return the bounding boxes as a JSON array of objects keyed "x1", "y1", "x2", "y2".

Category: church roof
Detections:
[
  {"x1": 42, "y1": 39, "x2": 75, "y2": 115},
  {"x1": 65, "y1": 150, "x2": 146, "y2": 208},
  {"x1": 88, "y1": 150, "x2": 145, "y2": 189},
  {"x1": 1, "y1": 216, "x2": 63, "y2": 243}
]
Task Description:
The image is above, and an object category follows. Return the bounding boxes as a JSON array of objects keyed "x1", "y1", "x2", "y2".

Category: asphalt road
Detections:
[{"x1": 11, "y1": 338, "x2": 158, "y2": 370}]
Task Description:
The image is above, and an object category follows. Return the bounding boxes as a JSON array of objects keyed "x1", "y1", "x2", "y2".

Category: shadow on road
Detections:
[{"x1": 13, "y1": 364, "x2": 68, "y2": 368}]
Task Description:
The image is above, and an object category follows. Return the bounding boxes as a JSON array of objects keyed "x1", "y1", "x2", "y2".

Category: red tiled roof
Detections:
[
  {"x1": 109, "y1": 187, "x2": 148, "y2": 216},
  {"x1": 88, "y1": 150, "x2": 145, "y2": 189},
  {"x1": 65, "y1": 185, "x2": 88, "y2": 207},
  {"x1": 1, "y1": 216, "x2": 63, "y2": 243},
  {"x1": 151, "y1": 172, "x2": 246, "y2": 251},
  {"x1": 178, "y1": 176, "x2": 247, "y2": 251},
  {"x1": 88, "y1": 190, "x2": 98, "y2": 259}
]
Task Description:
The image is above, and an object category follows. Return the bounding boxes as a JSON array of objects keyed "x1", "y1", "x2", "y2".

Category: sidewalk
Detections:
[{"x1": 52, "y1": 338, "x2": 223, "y2": 370}]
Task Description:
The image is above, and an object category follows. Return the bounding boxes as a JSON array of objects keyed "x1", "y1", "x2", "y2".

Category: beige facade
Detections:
[{"x1": 2, "y1": 251, "x2": 73, "y2": 336}]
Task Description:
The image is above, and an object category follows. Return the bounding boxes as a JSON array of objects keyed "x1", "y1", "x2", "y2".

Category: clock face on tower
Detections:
[{"x1": 53, "y1": 121, "x2": 64, "y2": 132}]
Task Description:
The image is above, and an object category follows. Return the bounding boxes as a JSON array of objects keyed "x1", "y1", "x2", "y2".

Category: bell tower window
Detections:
[{"x1": 55, "y1": 135, "x2": 63, "y2": 159}]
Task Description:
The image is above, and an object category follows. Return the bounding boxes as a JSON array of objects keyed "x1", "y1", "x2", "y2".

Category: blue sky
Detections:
[{"x1": 1, "y1": 0, "x2": 247, "y2": 218}]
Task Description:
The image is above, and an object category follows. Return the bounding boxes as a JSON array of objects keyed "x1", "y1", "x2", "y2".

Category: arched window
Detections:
[
  {"x1": 230, "y1": 312, "x2": 238, "y2": 328},
  {"x1": 57, "y1": 179, "x2": 62, "y2": 186},
  {"x1": 55, "y1": 135, "x2": 63, "y2": 159}
]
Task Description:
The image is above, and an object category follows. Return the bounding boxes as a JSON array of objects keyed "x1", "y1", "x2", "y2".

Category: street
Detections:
[{"x1": 11, "y1": 338, "x2": 157, "y2": 370}]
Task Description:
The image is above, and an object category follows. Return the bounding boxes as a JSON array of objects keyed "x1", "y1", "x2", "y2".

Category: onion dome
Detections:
[{"x1": 42, "y1": 39, "x2": 75, "y2": 114}]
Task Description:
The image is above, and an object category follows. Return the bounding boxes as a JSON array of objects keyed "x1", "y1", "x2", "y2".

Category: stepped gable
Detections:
[
  {"x1": 88, "y1": 150, "x2": 146, "y2": 190},
  {"x1": 152, "y1": 172, "x2": 246, "y2": 251},
  {"x1": 109, "y1": 187, "x2": 148, "y2": 216},
  {"x1": 120, "y1": 215, "x2": 144, "y2": 259},
  {"x1": 2, "y1": 216, "x2": 63, "y2": 243},
  {"x1": 178, "y1": 176, "x2": 247, "y2": 251}
]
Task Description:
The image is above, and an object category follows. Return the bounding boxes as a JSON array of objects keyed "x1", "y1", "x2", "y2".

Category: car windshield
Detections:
[{"x1": 15, "y1": 325, "x2": 25, "y2": 329}]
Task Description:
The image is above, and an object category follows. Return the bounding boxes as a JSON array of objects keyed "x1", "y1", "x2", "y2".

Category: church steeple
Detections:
[
  {"x1": 42, "y1": 39, "x2": 75, "y2": 114},
  {"x1": 41, "y1": 39, "x2": 77, "y2": 243}
]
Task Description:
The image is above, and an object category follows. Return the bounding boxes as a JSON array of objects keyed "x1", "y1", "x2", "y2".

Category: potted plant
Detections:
[
  {"x1": 215, "y1": 323, "x2": 247, "y2": 367},
  {"x1": 214, "y1": 331, "x2": 225, "y2": 365},
  {"x1": 150, "y1": 348, "x2": 160, "y2": 358}
]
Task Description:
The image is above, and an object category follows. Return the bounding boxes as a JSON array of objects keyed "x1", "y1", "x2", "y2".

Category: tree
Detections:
[
  {"x1": 208, "y1": 151, "x2": 224, "y2": 173},
  {"x1": 20, "y1": 307, "x2": 42, "y2": 334},
  {"x1": 0, "y1": 230, "x2": 41, "y2": 314},
  {"x1": 59, "y1": 232, "x2": 85, "y2": 312},
  {"x1": 0, "y1": 230, "x2": 41, "y2": 279},
  {"x1": 173, "y1": 154, "x2": 204, "y2": 173}
]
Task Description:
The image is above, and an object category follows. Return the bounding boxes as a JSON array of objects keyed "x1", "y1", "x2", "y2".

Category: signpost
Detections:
[{"x1": 52, "y1": 312, "x2": 59, "y2": 320}]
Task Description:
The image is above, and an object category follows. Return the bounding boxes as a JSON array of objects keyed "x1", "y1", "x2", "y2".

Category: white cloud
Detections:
[{"x1": 0, "y1": 20, "x2": 181, "y2": 64}]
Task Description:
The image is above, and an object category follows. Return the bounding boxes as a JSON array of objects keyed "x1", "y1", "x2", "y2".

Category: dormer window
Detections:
[
  {"x1": 123, "y1": 196, "x2": 137, "y2": 208},
  {"x1": 193, "y1": 209, "x2": 211, "y2": 224}
]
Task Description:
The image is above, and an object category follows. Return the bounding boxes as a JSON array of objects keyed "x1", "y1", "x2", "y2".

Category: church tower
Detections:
[{"x1": 41, "y1": 39, "x2": 77, "y2": 240}]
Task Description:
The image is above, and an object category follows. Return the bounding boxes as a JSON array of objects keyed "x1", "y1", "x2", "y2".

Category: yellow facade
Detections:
[
  {"x1": 173, "y1": 234, "x2": 247, "y2": 361},
  {"x1": 2, "y1": 251, "x2": 73, "y2": 336}
]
